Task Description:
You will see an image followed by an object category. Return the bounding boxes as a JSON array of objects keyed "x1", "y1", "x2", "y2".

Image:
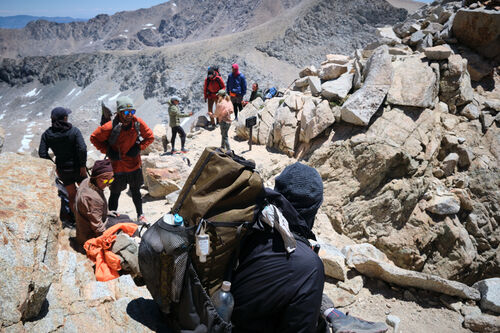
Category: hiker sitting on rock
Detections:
[
  {"x1": 214, "y1": 89, "x2": 234, "y2": 151},
  {"x1": 90, "y1": 96, "x2": 154, "y2": 224},
  {"x1": 243, "y1": 83, "x2": 263, "y2": 106},
  {"x1": 75, "y1": 159, "x2": 134, "y2": 247},
  {"x1": 168, "y1": 95, "x2": 192, "y2": 154},
  {"x1": 39, "y1": 107, "x2": 87, "y2": 223},
  {"x1": 249, "y1": 83, "x2": 263, "y2": 102},
  {"x1": 231, "y1": 162, "x2": 388, "y2": 333}
]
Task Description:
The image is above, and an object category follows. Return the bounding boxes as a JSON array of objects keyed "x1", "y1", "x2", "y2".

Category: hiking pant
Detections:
[
  {"x1": 231, "y1": 95, "x2": 243, "y2": 120},
  {"x1": 171, "y1": 126, "x2": 186, "y2": 150},
  {"x1": 207, "y1": 98, "x2": 218, "y2": 126},
  {"x1": 220, "y1": 121, "x2": 231, "y2": 150},
  {"x1": 108, "y1": 168, "x2": 144, "y2": 217}
]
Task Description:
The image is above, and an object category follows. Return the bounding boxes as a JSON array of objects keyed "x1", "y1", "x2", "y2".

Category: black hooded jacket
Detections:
[
  {"x1": 231, "y1": 188, "x2": 324, "y2": 333},
  {"x1": 39, "y1": 122, "x2": 87, "y2": 170}
]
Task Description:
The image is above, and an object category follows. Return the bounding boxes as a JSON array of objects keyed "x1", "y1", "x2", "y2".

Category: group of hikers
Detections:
[
  {"x1": 201, "y1": 63, "x2": 265, "y2": 152},
  {"x1": 37, "y1": 63, "x2": 388, "y2": 333}
]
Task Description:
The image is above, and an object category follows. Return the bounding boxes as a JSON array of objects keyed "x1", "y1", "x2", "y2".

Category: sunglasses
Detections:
[
  {"x1": 122, "y1": 109, "x2": 136, "y2": 116},
  {"x1": 102, "y1": 178, "x2": 114, "y2": 184}
]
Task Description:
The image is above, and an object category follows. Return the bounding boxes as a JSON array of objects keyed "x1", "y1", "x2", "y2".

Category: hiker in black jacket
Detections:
[
  {"x1": 231, "y1": 163, "x2": 388, "y2": 333},
  {"x1": 39, "y1": 107, "x2": 87, "y2": 220}
]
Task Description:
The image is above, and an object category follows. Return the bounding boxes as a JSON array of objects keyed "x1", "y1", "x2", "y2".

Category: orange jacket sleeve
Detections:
[
  {"x1": 138, "y1": 118, "x2": 154, "y2": 151},
  {"x1": 90, "y1": 122, "x2": 112, "y2": 154}
]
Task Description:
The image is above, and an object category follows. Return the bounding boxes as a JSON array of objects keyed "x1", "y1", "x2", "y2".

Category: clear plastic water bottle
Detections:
[
  {"x1": 163, "y1": 213, "x2": 184, "y2": 226},
  {"x1": 211, "y1": 281, "x2": 234, "y2": 323}
]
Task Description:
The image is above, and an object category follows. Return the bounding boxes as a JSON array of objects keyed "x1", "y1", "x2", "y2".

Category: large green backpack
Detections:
[
  {"x1": 139, "y1": 147, "x2": 264, "y2": 332},
  {"x1": 171, "y1": 147, "x2": 264, "y2": 294}
]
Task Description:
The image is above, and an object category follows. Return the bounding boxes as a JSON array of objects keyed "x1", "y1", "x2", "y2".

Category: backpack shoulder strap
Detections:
[
  {"x1": 216, "y1": 76, "x2": 223, "y2": 91},
  {"x1": 108, "y1": 117, "x2": 122, "y2": 146},
  {"x1": 135, "y1": 121, "x2": 142, "y2": 143}
]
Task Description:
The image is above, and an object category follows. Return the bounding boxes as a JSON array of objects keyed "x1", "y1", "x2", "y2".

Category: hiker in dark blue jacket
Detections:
[
  {"x1": 226, "y1": 63, "x2": 247, "y2": 120},
  {"x1": 39, "y1": 107, "x2": 87, "y2": 221}
]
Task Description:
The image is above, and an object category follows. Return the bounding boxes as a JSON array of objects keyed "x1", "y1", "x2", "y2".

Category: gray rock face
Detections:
[
  {"x1": 426, "y1": 194, "x2": 461, "y2": 215},
  {"x1": 22, "y1": 248, "x2": 164, "y2": 332},
  {"x1": 319, "y1": 63, "x2": 348, "y2": 81},
  {"x1": 324, "y1": 54, "x2": 350, "y2": 65},
  {"x1": 0, "y1": 154, "x2": 60, "y2": 328},
  {"x1": 484, "y1": 99, "x2": 500, "y2": 112},
  {"x1": 416, "y1": 33, "x2": 433, "y2": 52},
  {"x1": 473, "y1": 278, "x2": 500, "y2": 314},
  {"x1": 345, "y1": 245, "x2": 481, "y2": 300},
  {"x1": 409, "y1": 30, "x2": 426, "y2": 46},
  {"x1": 300, "y1": 99, "x2": 335, "y2": 143},
  {"x1": 393, "y1": 19, "x2": 418, "y2": 38},
  {"x1": 341, "y1": 85, "x2": 388, "y2": 126},
  {"x1": 308, "y1": 76, "x2": 322, "y2": 96},
  {"x1": 376, "y1": 26, "x2": 401, "y2": 44},
  {"x1": 318, "y1": 243, "x2": 347, "y2": 281},
  {"x1": 464, "y1": 313, "x2": 500, "y2": 333},
  {"x1": 341, "y1": 45, "x2": 392, "y2": 126},
  {"x1": 144, "y1": 168, "x2": 181, "y2": 198},
  {"x1": 299, "y1": 65, "x2": 318, "y2": 78},
  {"x1": 452, "y1": 8, "x2": 500, "y2": 59},
  {"x1": 387, "y1": 56, "x2": 438, "y2": 108},
  {"x1": 424, "y1": 45, "x2": 452, "y2": 60},
  {"x1": 257, "y1": 98, "x2": 280, "y2": 145},
  {"x1": 294, "y1": 76, "x2": 309, "y2": 89},
  {"x1": 460, "y1": 103, "x2": 480, "y2": 120},
  {"x1": 257, "y1": 0, "x2": 407, "y2": 67},
  {"x1": 321, "y1": 72, "x2": 354, "y2": 102},
  {"x1": 269, "y1": 105, "x2": 297, "y2": 156},
  {"x1": 442, "y1": 152, "x2": 459, "y2": 176},
  {"x1": 440, "y1": 54, "x2": 474, "y2": 111}
]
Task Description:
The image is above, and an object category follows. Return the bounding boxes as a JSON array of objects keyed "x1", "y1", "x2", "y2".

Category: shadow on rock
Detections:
[
  {"x1": 127, "y1": 297, "x2": 172, "y2": 333},
  {"x1": 24, "y1": 299, "x2": 49, "y2": 323}
]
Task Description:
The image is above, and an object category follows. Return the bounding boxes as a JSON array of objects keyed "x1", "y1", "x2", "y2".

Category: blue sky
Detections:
[
  {"x1": 0, "y1": 0, "x2": 434, "y2": 19},
  {"x1": 0, "y1": 0, "x2": 169, "y2": 18}
]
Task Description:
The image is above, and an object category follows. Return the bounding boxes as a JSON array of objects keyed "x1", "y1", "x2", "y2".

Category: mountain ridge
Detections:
[
  {"x1": 0, "y1": 0, "x2": 409, "y2": 153},
  {"x1": 0, "y1": 15, "x2": 87, "y2": 29}
]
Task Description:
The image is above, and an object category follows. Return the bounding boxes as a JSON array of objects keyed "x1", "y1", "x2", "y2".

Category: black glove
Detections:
[
  {"x1": 107, "y1": 146, "x2": 120, "y2": 160},
  {"x1": 126, "y1": 142, "x2": 141, "y2": 157}
]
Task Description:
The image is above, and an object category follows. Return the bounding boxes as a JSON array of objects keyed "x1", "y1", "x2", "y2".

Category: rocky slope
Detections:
[
  {"x1": 1, "y1": 1, "x2": 499, "y2": 332},
  {"x1": 227, "y1": 0, "x2": 500, "y2": 286},
  {"x1": 0, "y1": 0, "x2": 409, "y2": 154}
]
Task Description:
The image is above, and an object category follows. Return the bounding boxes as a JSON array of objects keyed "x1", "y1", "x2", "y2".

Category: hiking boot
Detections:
[
  {"x1": 330, "y1": 315, "x2": 389, "y2": 333},
  {"x1": 171, "y1": 149, "x2": 179, "y2": 154},
  {"x1": 137, "y1": 214, "x2": 148, "y2": 224},
  {"x1": 321, "y1": 293, "x2": 335, "y2": 315},
  {"x1": 181, "y1": 148, "x2": 189, "y2": 153}
]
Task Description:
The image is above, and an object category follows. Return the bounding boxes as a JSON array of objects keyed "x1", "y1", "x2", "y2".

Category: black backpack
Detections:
[{"x1": 101, "y1": 102, "x2": 113, "y2": 126}]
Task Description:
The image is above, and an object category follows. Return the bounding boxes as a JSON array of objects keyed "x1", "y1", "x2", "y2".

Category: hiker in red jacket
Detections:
[
  {"x1": 90, "y1": 96, "x2": 154, "y2": 223},
  {"x1": 204, "y1": 67, "x2": 225, "y2": 128}
]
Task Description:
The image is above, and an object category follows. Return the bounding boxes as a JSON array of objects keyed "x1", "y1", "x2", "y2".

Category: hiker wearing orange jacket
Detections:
[
  {"x1": 204, "y1": 67, "x2": 225, "y2": 127},
  {"x1": 90, "y1": 96, "x2": 154, "y2": 223}
]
